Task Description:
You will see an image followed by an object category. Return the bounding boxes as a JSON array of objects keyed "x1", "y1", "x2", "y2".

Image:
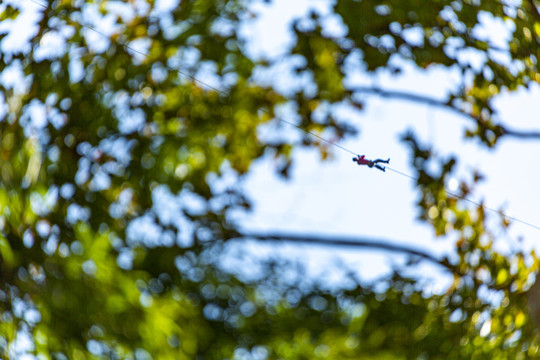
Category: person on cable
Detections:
[{"x1": 353, "y1": 155, "x2": 390, "y2": 172}]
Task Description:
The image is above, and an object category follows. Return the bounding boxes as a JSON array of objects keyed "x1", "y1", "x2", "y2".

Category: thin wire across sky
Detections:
[{"x1": 25, "y1": 0, "x2": 540, "y2": 233}]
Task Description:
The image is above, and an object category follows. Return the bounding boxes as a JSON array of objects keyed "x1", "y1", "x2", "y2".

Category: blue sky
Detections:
[
  {"x1": 230, "y1": 0, "x2": 540, "y2": 288},
  {"x1": 4, "y1": 0, "x2": 540, "y2": 291}
]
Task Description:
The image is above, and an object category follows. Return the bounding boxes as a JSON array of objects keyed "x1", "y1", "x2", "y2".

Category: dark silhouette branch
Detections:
[
  {"x1": 231, "y1": 232, "x2": 457, "y2": 273},
  {"x1": 349, "y1": 85, "x2": 477, "y2": 121},
  {"x1": 501, "y1": 127, "x2": 540, "y2": 139},
  {"x1": 350, "y1": 86, "x2": 540, "y2": 140}
]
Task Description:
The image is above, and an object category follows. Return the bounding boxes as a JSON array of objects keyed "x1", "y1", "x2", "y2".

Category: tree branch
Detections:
[
  {"x1": 231, "y1": 232, "x2": 457, "y2": 273},
  {"x1": 350, "y1": 86, "x2": 540, "y2": 140},
  {"x1": 349, "y1": 85, "x2": 477, "y2": 122},
  {"x1": 501, "y1": 127, "x2": 540, "y2": 139}
]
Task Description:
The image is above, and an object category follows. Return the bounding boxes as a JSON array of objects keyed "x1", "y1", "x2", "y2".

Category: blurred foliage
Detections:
[{"x1": 1, "y1": 0, "x2": 540, "y2": 358}]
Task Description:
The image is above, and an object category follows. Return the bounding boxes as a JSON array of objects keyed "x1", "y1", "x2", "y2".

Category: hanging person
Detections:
[{"x1": 353, "y1": 155, "x2": 390, "y2": 172}]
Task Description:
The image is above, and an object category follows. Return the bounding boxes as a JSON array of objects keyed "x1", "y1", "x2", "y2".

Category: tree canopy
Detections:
[{"x1": 1, "y1": 0, "x2": 540, "y2": 358}]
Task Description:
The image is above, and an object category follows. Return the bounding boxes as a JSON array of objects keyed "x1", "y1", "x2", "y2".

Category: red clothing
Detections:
[{"x1": 355, "y1": 155, "x2": 371, "y2": 165}]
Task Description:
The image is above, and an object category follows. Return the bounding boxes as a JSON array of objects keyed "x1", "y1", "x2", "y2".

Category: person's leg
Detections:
[
  {"x1": 374, "y1": 164, "x2": 385, "y2": 172},
  {"x1": 373, "y1": 158, "x2": 390, "y2": 164}
]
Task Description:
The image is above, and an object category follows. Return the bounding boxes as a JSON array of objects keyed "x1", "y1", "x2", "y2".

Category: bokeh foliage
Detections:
[{"x1": 1, "y1": 0, "x2": 540, "y2": 358}]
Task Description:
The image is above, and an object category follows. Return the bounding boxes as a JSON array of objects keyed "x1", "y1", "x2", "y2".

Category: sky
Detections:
[
  {"x1": 227, "y1": 0, "x2": 540, "y2": 289},
  {"x1": 4, "y1": 0, "x2": 540, "y2": 292}
]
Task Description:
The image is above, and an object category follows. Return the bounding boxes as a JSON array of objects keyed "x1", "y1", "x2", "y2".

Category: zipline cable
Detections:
[
  {"x1": 275, "y1": 118, "x2": 358, "y2": 156},
  {"x1": 386, "y1": 166, "x2": 540, "y2": 231},
  {"x1": 28, "y1": 0, "x2": 358, "y2": 156},
  {"x1": 26, "y1": 0, "x2": 540, "y2": 233}
]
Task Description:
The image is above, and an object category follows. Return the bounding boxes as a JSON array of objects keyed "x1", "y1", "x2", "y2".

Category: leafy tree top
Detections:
[{"x1": 1, "y1": 0, "x2": 540, "y2": 358}]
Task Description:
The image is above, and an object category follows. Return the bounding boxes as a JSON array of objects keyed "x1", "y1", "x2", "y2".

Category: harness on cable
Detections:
[{"x1": 352, "y1": 155, "x2": 390, "y2": 172}]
